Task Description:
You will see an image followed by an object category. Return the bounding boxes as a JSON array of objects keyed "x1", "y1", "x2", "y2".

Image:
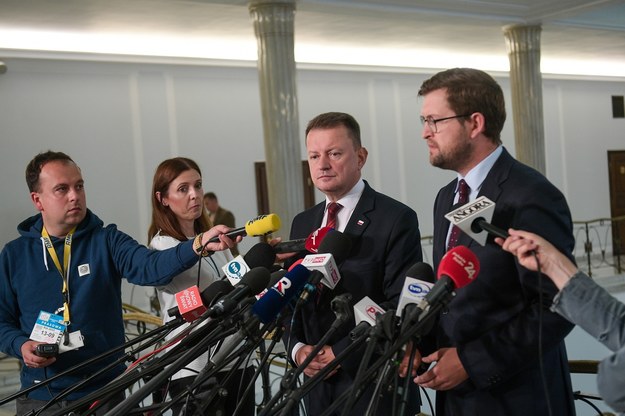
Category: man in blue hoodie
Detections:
[{"x1": 0, "y1": 151, "x2": 237, "y2": 415}]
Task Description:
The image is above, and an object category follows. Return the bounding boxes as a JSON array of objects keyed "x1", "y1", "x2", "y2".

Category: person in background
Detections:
[
  {"x1": 497, "y1": 228, "x2": 625, "y2": 414},
  {"x1": 412, "y1": 68, "x2": 576, "y2": 415},
  {"x1": 285, "y1": 111, "x2": 424, "y2": 415},
  {"x1": 0, "y1": 151, "x2": 235, "y2": 415},
  {"x1": 204, "y1": 191, "x2": 239, "y2": 256},
  {"x1": 149, "y1": 157, "x2": 255, "y2": 416}
]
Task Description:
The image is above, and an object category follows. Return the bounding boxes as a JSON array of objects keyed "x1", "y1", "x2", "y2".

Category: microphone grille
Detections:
[
  {"x1": 405, "y1": 262, "x2": 435, "y2": 283},
  {"x1": 243, "y1": 242, "x2": 276, "y2": 270}
]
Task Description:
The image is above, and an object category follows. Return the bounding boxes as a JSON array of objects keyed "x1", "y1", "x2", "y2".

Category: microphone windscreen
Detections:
[
  {"x1": 200, "y1": 280, "x2": 235, "y2": 306},
  {"x1": 405, "y1": 262, "x2": 435, "y2": 283},
  {"x1": 437, "y1": 246, "x2": 479, "y2": 289},
  {"x1": 317, "y1": 230, "x2": 352, "y2": 263},
  {"x1": 252, "y1": 264, "x2": 311, "y2": 324},
  {"x1": 243, "y1": 242, "x2": 277, "y2": 270},
  {"x1": 239, "y1": 267, "x2": 272, "y2": 295},
  {"x1": 244, "y1": 214, "x2": 281, "y2": 237}
]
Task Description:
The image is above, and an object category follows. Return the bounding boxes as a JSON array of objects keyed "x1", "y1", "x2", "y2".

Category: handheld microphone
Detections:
[
  {"x1": 273, "y1": 226, "x2": 333, "y2": 254},
  {"x1": 222, "y1": 242, "x2": 276, "y2": 285},
  {"x1": 207, "y1": 213, "x2": 281, "y2": 243},
  {"x1": 207, "y1": 267, "x2": 271, "y2": 318},
  {"x1": 395, "y1": 262, "x2": 435, "y2": 318},
  {"x1": 444, "y1": 196, "x2": 508, "y2": 246},
  {"x1": 167, "y1": 280, "x2": 234, "y2": 320}
]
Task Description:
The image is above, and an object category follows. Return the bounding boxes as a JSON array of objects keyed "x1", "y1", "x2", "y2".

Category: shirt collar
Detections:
[{"x1": 456, "y1": 145, "x2": 503, "y2": 199}]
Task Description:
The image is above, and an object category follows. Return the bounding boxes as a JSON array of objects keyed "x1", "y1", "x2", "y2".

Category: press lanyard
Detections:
[{"x1": 41, "y1": 226, "x2": 76, "y2": 326}]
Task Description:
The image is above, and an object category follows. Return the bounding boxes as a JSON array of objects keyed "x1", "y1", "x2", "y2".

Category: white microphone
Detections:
[
  {"x1": 353, "y1": 296, "x2": 385, "y2": 327},
  {"x1": 444, "y1": 196, "x2": 508, "y2": 245},
  {"x1": 395, "y1": 262, "x2": 435, "y2": 318},
  {"x1": 301, "y1": 252, "x2": 341, "y2": 289}
]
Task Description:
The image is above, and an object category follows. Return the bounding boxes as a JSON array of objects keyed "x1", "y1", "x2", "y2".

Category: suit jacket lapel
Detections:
[{"x1": 343, "y1": 181, "x2": 374, "y2": 239}]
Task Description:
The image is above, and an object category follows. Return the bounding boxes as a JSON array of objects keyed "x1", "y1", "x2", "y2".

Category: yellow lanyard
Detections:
[{"x1": 41, "y1": 226, "x2": 76, "y2": 325}]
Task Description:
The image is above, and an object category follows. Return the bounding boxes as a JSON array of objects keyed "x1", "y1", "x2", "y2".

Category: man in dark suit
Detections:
[
  {"x1": 413, "y1": 68, "x2": 576, "y2": 415},
  {"x1": 286, "y1": 112, "x2": 424, "y2": 415}
]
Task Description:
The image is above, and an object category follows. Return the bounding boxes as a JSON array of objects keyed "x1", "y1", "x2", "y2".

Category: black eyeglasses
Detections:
[{"x1": 420, "y1": 114, "x2": 472, "y2": 133}]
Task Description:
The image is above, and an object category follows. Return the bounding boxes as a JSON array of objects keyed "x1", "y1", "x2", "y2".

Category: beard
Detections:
[{"x1": 429, "y1": 137, "x2": 473, "y2": 172}]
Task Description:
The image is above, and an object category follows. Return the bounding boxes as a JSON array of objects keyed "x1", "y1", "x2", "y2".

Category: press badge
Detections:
[
  {"x1": 30, "y1": 311, "x2": 84, "y2": 353},
  {"x1": 30, "y1": 310, "x2": 66, "y2": 345}
]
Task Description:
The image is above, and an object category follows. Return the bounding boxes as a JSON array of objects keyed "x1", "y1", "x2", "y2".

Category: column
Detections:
[
  {"x1": 503, "y1": 24, "x2": 546, "y2": 174},
  {"x1": 249, "y1": 0, "x2": 304, "y2": 236}
]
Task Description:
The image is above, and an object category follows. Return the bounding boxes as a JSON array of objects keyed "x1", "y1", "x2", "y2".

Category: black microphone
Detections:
[
  {"x1": 206, "y1": 213, "x2": 281, "y2": 243},
  {"x1": 272, "y1": 226, "x2": 333, "y2": 254},
  {"x1": 444, "y1": 196, "x2": 508, "y2": 245},
  {"x1": 222, "y1": 242, "x2": 277, "y2": 285},
  {"x1": 207, "y1": 267, "x2": 271, "y2": 318},
  {"x1": 209, "y1": 265, "x2": 311, "y2": 368},
  {"x1": 167, "y1": 280, "x2": 234, "y2": 320}
]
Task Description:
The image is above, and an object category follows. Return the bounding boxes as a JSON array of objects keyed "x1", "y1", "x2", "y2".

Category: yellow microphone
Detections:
[{"x1": 207, "y1": 213, "x2": 281, "y2": 243}]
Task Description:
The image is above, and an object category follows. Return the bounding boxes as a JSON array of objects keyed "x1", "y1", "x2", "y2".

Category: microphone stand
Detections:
[
  {"x1": 103, "y1": 316, "x2": 238, "y2": 416},
  {"x1": 317, "y1": 300, "x2": 449, "y2": 416},
  {"x1": 0, "y1": 317, "x2": 184, "y2": 408},
  {"x1": 232, "y1": 325, "x2": 285, "y2": 416},
  {"x1": 49, "y1": 315, "x2": 228, "y2": 416},
  {"x1": 273, "y1": 330, "x2": 369, "y2": 416},
  {"x1": 339, "y1": 311, "x2": 397, "y2": 416}
]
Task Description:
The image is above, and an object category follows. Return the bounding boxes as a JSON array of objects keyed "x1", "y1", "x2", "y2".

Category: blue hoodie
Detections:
[{"x1": 0, "y1": 210, "x2": 199, "y2": 401}]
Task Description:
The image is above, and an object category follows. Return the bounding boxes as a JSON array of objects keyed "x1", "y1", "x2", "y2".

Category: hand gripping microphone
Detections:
[
  {"x1": 222, "y1": 241, "x2": 277, "y2": 285},
  {"x1": 207, "y1": 267, "x2": 271, "y2": 318},
  {"x1": 207, "y1": 213, "x2": 281, "y2": 243},
  {"x1": 168, "y1": 280, "x2": 234, "y2": 321},
  {"x1": 272, "y1": 226, "x2": 333, "y2": 254},
  {"x1": 444, "y1": 196, "x2": 509, "y2": 245}
]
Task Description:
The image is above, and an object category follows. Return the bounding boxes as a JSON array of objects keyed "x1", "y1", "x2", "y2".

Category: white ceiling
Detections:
[{"x1": 1, "y1": 0, "x2": 624, "y2": 76}]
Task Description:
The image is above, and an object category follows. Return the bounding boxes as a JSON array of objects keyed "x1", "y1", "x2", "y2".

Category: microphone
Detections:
[
  {"x1": 251, "y1": 264, "x2": 311, "y2": 324},
  {"x1": 207, "y1": 267, "x2": 271, "y2": 318},
  {"x1": 422, "y1": 246, "x2": 479, "y2": 310},
  {"x1": 207, "y1": 213, "x2": 281, "y2": 243},
  {"x1": 167, "y1": 280, "x2": 234, "y2": 321},
  {"x1": 272, "y1": 226, "x2": 332, "y2": 254},
  {"x1": 300, "y1": 229, "x2": 352, "y2": 289},
  {"x1": 351, "y1": 296, "x2": 386, "y2": 339},
  {"x1": 222, "y1": 242, "x2": 276, "y2": 285},
  {"x1": 209, "y1": 265, "x2": 311, "y2": 370},
  {"x1": 395, "y1": 262, "x2": 435, "y2": 318},
  {"x1": 444, "y1": 196, "x2": 508, "y2": 245},
  {"x1": 255, "y1": 269, "x2": 288, "y2": 300}
]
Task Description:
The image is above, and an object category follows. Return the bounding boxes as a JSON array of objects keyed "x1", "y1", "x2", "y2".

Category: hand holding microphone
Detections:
[{"x1": 196, "y1": 214, "x2": 282, "y2": 255}]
